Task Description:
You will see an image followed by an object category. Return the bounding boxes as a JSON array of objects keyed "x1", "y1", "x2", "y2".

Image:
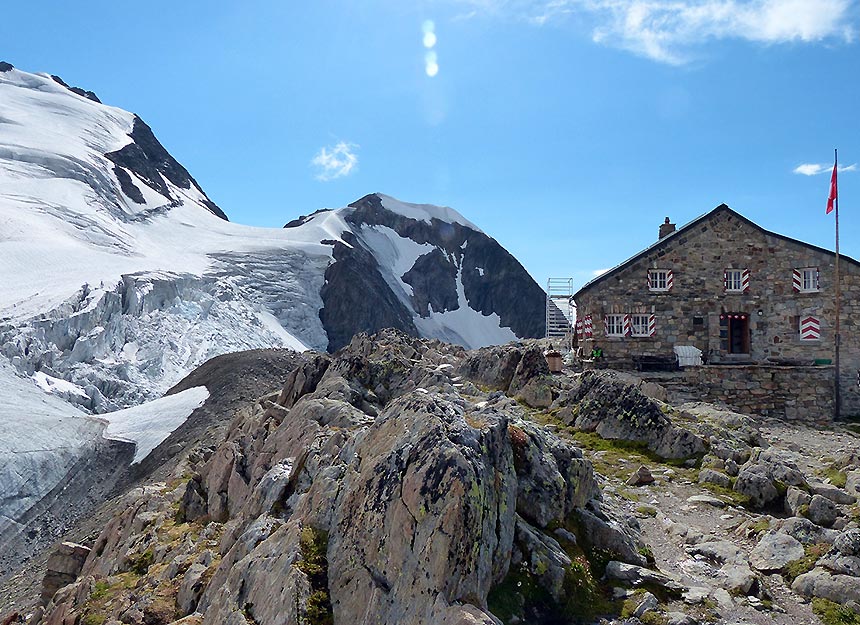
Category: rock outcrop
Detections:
[{"x1": 31, "y1": 332, "x2": 643, "y2": 625}]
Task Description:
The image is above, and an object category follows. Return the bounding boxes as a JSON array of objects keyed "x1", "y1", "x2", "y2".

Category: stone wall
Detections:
[
  {"x1": 575, "y1": 207, "x2": 860, "y2": 418},
  {"x1": 680, "y1": 365, "x2": 835, "y2": 426}
]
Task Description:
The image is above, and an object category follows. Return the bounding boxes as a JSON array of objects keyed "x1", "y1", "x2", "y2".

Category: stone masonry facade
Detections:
[{"x1": 574, "y1": 205, "x2": 860, "y2": 420}]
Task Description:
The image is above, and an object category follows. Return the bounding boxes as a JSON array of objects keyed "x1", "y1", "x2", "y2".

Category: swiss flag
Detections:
[{"x1": 826, "y1": 160, "x2": 838, "y2": 214}]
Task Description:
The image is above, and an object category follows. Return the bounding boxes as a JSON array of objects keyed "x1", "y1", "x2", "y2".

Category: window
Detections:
[
  {"x1": 725, "y1": 269, "x2": 749, "y2": 293},
  {"x1": 648, "y1": 269, "x2": 673, "y2": 291},
  {"x1": 630, "y1": 314, "x2": 650, "y2": 337},
  {"x1": 793, "y1": 267, "x2": 820, "y2": 292},
  {"x1": 605, "y1": 314, "x2": 625, "y2": 336}
]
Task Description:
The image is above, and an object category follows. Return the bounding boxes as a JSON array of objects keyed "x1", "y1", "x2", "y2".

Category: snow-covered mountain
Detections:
[{"x1": 0, "y1": 62, "x2": 544, "y2": 538}]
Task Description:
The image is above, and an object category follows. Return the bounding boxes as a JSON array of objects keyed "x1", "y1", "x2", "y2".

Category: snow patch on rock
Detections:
[{"x1": 101, "y1": 386, "x2": 209, "y2": 464}]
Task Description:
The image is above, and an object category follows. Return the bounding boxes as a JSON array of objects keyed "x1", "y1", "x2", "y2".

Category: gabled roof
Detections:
[{"x1": 573, "y1": 203, "x2": 859, "y2": 301}]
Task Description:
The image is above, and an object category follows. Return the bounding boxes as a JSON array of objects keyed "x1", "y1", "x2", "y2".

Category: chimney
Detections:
[{"x1": 659, "y1": 217, "x2": 676, "y2": 239}]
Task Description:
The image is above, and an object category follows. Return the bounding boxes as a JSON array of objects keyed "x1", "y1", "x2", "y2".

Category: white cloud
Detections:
[
  {"x1": 592, "y1": 267, "x2": 611, "y2": 276},
  {"x1": 311, "y1": 142, "x2": 359, "y2": 181},
  {"x1": 450, "y1": 0, "x2": 855, "y2": 64},
  {"x1": 793, "y1": 162, "x2": 857, "y2": 176}
]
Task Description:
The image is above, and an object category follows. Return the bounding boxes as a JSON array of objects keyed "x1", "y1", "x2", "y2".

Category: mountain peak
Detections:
[{"x1": 350, "y1": 193, "x2": 483, "y2": 232}]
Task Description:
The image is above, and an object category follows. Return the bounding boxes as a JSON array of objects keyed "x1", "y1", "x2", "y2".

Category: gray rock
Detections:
[
  {"x1": 177, "y1": 563, "x2": 208, "y2": 615},
  {"x1": 667, "y1": 612, "x2": 698, "y2": 625},
  {"x1": 40, "y1": 542, "x2": 91, "y2": 605},
  {"x1": 604, "y1": 561, "x2": 682, "y2": 591},
  {"x1": 784, "y1": 486, "x2": 811, "y2": 517},
  {"x1": 628, "y1": 465, "x2": 655, "y2": 486},
  {"x1": 810, "y1": 482, "x2": 857, "y2": 505},
  {"x1": 834, "y1": 529, "x2": 860, "y2": 557},
  {"x1": 719, "y1": 563, "x2": 757, "y2": 595},
  {"x1": 633, "y1": 591, "x2": 659, "y2": 618},
  {"x1": 819, "y1": 554, "x2": 860, "y2": 577},
  {"x1": 516, "y1": 517, "x2": 572, "y2": 601},
  {"x1": 682, "y1": 587, "x2": 711, "y2": 605},
  {"x1": 724, "y1": 459, "x2": 740, "y2": 477},
  {"x1": 808, "y1": 494, "x2": 838, "y2": 528},
  {"x1": 688, "y1": 540, "x2": 743, "y2": 564},
  {"x1": 792, "y1": 567, "x2": 860, "y2": 605},
  {"x1": 686, "y1": 494, "x2": 726, "y2": 508},
  {"x1": 698, "y1": 468, "x2": 731, "y2": 489},
  {"x1": 777, "y1": 516, "x2": 840, "y2": 545},
  {"x1": 749, "y1": 532, "x2": 805, "y2": 572},
  {"x1": 577, "y1": 503, "x2": 648, "y2": 567}
]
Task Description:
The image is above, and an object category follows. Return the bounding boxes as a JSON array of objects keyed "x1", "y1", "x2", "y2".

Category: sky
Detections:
[{"x1": 2, "y1": 1, "x2": 859, "y2": 290}]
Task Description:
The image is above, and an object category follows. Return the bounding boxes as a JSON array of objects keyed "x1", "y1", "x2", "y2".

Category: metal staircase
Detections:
[{"x1": 546, "y1": 278, "x2": 574, "y2": 343}]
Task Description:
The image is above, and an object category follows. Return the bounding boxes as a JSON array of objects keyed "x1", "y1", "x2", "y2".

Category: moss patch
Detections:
[
  {"x1": 296, "y1": 526, "x2": 333, "y2": 625},
  {"x1": 812, "y1": 598, "x2": 860, "y2": 625},
  {"x1": 783, "y1": 542, "x2": 830, "y2": 583}
]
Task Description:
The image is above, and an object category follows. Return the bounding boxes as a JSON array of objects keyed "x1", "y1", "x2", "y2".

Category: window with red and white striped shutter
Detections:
[
  {"x1": 794, "y1": 268, "x2": 820, "y2": 292},
  {"x1": 725, "y1": 269, "x2": 749, "y2": 292},
  {"x1": 800, "y1": 316, "x2": 821, "y2": 341}
]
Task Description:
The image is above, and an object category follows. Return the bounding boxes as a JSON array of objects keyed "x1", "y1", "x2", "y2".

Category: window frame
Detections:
[
  {"x1": 799, "y1": 267, "x2": 820, "y2": 293},
  {"x1": 648, "y1": 269, "x2": 670, "y2": 292},
  {"x1": 630, "y1": 314, "x2": 650, "y2": 337},
  {"x1": 605, "y1": 314, "x2": 626, "y2": 337},
  {"x1": 725, "y1": 269, "x2": 745, "y2": 293}
]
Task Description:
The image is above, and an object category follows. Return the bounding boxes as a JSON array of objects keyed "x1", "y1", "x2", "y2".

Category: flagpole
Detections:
[{"x1": 834, "y1": 148, "x2": 841, "y2": 421}]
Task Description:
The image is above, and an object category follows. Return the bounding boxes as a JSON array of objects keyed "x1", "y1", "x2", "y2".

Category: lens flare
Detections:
[
  {"x1": 423, "y1": 31, "x2": 437, "y2": 48},
  {"x1": 422, "y1": 20, "x2": 435, "y2": 35},
  {"x1": 425, "y1": 62, "x2": 439, "y2": 77}
]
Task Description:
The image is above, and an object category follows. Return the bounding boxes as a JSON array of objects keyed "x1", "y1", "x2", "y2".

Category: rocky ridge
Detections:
[{"x1": 5, "y1": 335, "x2": 860, "y2": 624}]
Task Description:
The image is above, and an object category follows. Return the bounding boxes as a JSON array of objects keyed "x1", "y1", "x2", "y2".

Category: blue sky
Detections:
[{"x1": 3, "y1": 1, "x2": 859, "y2": 289}]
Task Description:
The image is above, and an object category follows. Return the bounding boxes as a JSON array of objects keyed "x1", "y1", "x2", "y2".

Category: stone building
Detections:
[{"x1": 573, "y1": 204, "x2": 860, "y2": 421}]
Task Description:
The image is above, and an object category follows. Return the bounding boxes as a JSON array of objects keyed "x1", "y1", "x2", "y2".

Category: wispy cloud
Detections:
[
  {"x1": 592, "y1": 267, "x2": 611, "y2": 276},
  {"x1": 311, "y1": 142, "x2": 359, "y2": 181},
  {"x1": 793, "y1": 162, "x2": 857, "y2": 176},
  {"x1": 450, "y1": 0, "x2": 855, "y2": 64}
]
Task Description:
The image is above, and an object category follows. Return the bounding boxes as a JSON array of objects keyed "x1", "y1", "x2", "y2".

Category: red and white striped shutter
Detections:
[
  {"x1": 646, "y1": 270, "x2": 652, "y2": 289},
  {"x1": 623, "y1": 314, "x2": 632, "y2": 337},
  {"x1": 724, "y1": 270, "x2": 728, "y2": 291},
  {"x1": 575, "y1": 319, "x2": 583, "y2": 340},
  {"x1": 604, "y1": 315, "x2": 609, "y2": 335},
  {"x1": 800, "y1": 316, "x2": 821, "y2": 340},
  {"x1": 815, "y1": 268, "x2": 820, "y2": 290},
  {"x1": 667, "y1": 269, "x2": 674, "y2": 290},
  {"x1": 792, "y1": 268, "x2": 801, "y2": 292},
  {"x1": 742, "y1": 269, "x2": 750, "y2": 292},
  {"x1": 648, "y1": 314, "x2": 657, "y2": 337},
  {"x1": 585, "y1": 315, "x2": 593, "y2": 338}
]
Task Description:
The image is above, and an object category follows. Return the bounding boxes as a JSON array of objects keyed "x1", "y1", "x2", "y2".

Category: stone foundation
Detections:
[{"x1": 680, "y1": 365, "x2": 834, "y2": 425}]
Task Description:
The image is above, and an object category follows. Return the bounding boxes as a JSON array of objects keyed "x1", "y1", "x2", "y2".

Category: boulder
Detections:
[
  {"x1": 784, "y1": 486, "x2": 811, "y2": 517},
  {"x1": 560, "y1": 371, "x2": 706, "y2": 460},
  {"x1": 810, "y1": 482, "x2": 857, "y2": 505},
  {"x1": 777, "y1": 516, "x2": 840, "y2": 546},
  {"x1": 698, "y1": 468, "x2": 731, "y2": 489},
  {"x1": 807, "y1": 494, "x2": 838, "y2": 528},
  {"x1": 627, "y1": 465, "x2": 655, "y2": 486},
  {"x1": 792, "y1": 568, "x2": 860, "y2": 605},
  {"x1": 749, "y1": 532, "x2": 805, "y2": 572},
  {"x1": 40, "y1": 542, "x2": 91, "y2": 605}
]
